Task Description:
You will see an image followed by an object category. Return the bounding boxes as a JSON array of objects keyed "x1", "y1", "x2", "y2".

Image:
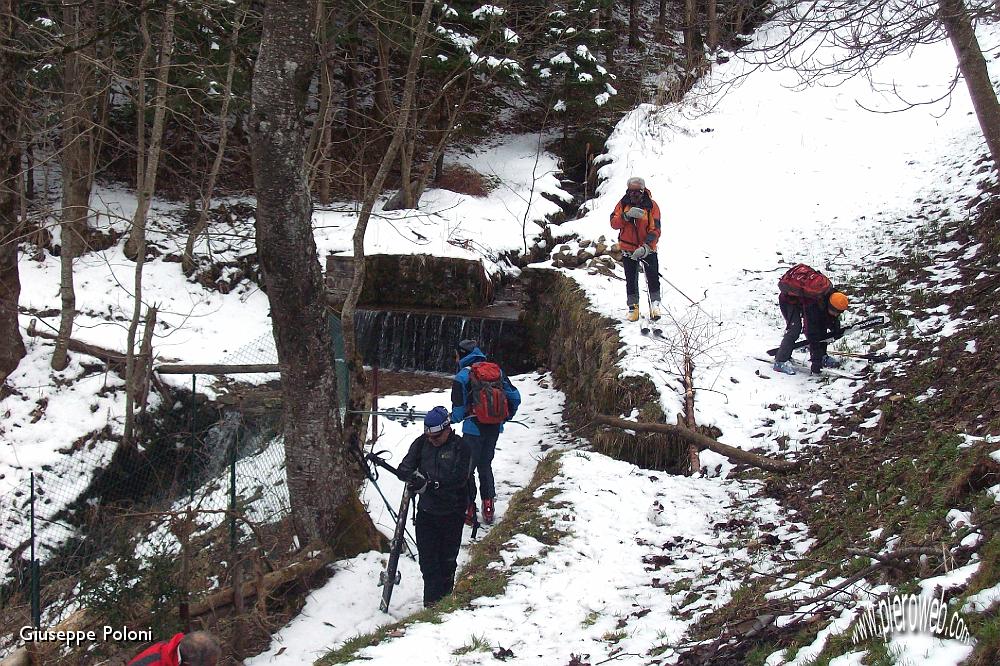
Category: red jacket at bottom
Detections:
[{"x1": 127, "y1": 633, "x2": 184, "y2": 666}]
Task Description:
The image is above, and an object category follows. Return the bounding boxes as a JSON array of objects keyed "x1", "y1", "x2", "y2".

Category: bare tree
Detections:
[
  {"x1": 684, "y1": 0, "x2": 703, "y2": 70},
  {"x1": 181, "y1": 6, "x2": 247, "y2": 276},
  {"x1": 0, "y1": 0, "x2": 25, "y2": 381},
  {"x1": 740, "y1": 0, "x2": 1000, "y2": 171},
  {"x1": 123, "y1": 3, "x2": 175, "y2": 263},
  {"x1": 250, "y1": 0, "x2": 380, "y2": 550},
  {"x1": 649, "y1": 306, "x2": 734, "y2": 475},
  {"x1": 938, "y1": 0, "x2": 1000, "y2": 166},
  {"x1": 339, "y1": 0, "x2": 435, "y2": 449},
  {"x1": 630, "y1": 0, "x2": 640, "y2": 48},
  {"x1": 123, "y1": 1, "x2": 176, "y2": 445},
  {"x1": 706, "y1": 0, "x2": 720, "y2": 52},
  {"x1": 52, "y1": 0, "x2": 99, "y2": 371}
]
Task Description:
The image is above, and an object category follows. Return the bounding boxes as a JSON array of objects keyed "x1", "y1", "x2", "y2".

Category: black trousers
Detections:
[
  {"x1": 623, "y1": 252, "x2": 661, "y2": 306},
  {"x1": 415, "y1": 510, "x2": 465, "y2": 606},
  {"x1": 776, "y1": 300, "x2": 827, "y2": 371}
]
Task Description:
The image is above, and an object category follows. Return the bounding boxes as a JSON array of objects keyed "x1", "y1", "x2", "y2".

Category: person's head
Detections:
[
  {"x1": 178, "y1": 631, "x2": 221, "y2": 666},
  {"x1": 454, "y1": 338, "x2": 478, "y2": 363},
  {"x1": 828, "y1": 291, "x2": 849, "y2": 317},
  {"x1": 423, "y1": 406, "x2": 452, "y2": 446},
  {"x1": 626, "y1": 176, "x2": 645, "y2": 204}
]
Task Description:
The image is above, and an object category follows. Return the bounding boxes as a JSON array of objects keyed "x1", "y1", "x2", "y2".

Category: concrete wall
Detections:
[
  {"x1": 325, "y1": 254, "x2": 492, "y2": 310},
  {"x1": 522, "y1": 268, "x2": 686, "y2": 472}
]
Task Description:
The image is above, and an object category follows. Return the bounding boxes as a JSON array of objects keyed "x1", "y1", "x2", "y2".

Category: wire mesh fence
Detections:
[{"x1": 0, "y1": 317, "x2": 349, "y2": 662}]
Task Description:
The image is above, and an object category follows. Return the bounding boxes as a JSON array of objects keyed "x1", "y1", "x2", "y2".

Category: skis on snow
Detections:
[
  {"x1": 754, "y1": 356, "x2": 864, "y2": 380},
  {"x1": 638, "y1": 309, "x2": 663, "y2": 337},
  {"x1": 379, "y1": 483, "x2": 411, "y2": 613}
]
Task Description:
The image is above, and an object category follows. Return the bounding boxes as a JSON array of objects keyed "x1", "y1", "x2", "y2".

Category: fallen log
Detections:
[
  {"x1": 593, "y1": 414, "x2": 799, "y2": 472},
  {"x1": 187, "y1": 548, "x2": 333, "y2": 617},
  {"x1": 26, "y1": 319, "x2": 126, "y2": 368}
]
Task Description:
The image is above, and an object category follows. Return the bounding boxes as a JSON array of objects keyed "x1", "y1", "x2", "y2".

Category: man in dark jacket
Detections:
[
  {"x1": 610, "y1": 176, "x2": 663, "y2": 322},
  {"x1": 450, "y1": 340, "x2": 521, "y2": 526},
  {"x1": 397, "y1": 406, "x2": 471, "y2": 607},
  {"x1": 127, "y1": 631, "x2": 220, "y2": 666},
  {"x1": 773, "y1": 290, "x2": 849, "y2": 375}
]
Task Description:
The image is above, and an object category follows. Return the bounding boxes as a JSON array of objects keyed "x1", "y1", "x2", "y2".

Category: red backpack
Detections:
[
  {"x1": 467, "y1": 362, "x2": 510, "y2": 425},
  {"x1": 778, "y1": 264, "x2": 832, "y2": 301}
]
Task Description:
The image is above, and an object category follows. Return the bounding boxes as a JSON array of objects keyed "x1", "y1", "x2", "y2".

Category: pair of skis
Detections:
[
  {"x1": 366, "y1": 452, "x2": 415, "y2": 613},
  {"x1": 754, "y1": 356, "x2": 863, "y2": 380},
  {"x1": 640, "y1": 318, "x2": 663, "y2": 337}
]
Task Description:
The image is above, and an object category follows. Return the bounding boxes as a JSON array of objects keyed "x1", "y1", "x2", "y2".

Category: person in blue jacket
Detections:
[{"x1": 450, "y1": 339, "x2": 521, "y2": 526}]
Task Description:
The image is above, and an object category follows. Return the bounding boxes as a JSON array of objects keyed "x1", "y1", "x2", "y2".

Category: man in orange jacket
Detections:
[
  {"x1": 127, "y1": 631, "x2": 220, "y2": 666},
  {"x1": 610, "y1": 176, "x2": 662, "y2": 321}
]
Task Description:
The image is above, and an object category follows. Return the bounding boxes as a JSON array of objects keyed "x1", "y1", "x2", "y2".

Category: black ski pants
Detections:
[
  {"x1": 623, "y1": 252, "x2": 661, "y2": 306},
  {"x1": 466, "y1": 425, "x2": 500, "y2": 505},
  {"x1": 776, "y1": 300, "x2": 828, "y2": 371},
  {"x1": 415, "y1": 510, "x2": 465, "y2": 606}
]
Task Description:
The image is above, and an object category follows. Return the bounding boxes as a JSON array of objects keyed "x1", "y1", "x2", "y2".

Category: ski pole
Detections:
[
  {"x1": 829, "y1": 350, "x2": 891, "y2": 362},
  {"x1": 636, "y1": 256, "x2": 718, "y2": 325}
]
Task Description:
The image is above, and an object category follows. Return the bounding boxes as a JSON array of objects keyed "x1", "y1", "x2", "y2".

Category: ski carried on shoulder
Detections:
[{"x1": 379, "y1": 483, "x2": 411, "y2": 613}]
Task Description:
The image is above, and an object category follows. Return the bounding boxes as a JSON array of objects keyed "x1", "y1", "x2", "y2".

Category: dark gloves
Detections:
[
  {"x1": 407, "y1": 471, "x2": 428, "y2": 495},
  {"x1": 407, "y1": 471, "x2": 441, "y2": 494}
]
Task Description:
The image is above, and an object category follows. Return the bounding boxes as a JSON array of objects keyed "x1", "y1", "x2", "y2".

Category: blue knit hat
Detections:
[{"x1": 424, "y1": 406, "x2": 451, "y2": 434}]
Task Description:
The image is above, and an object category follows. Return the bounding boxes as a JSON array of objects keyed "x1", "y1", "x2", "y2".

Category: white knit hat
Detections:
[{"x1": 626, "y1": 176, "x2": 645, "y2": 189}]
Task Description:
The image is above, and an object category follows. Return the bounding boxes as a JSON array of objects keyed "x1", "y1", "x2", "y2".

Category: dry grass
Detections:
[{"x1": 435, "y1": 165, "x2": 494, "y2": 197}]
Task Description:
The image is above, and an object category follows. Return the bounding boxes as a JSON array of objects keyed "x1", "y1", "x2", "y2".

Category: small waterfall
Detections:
[{"x1": 355, "y1": 310, "x2": 530, "y2": 374}]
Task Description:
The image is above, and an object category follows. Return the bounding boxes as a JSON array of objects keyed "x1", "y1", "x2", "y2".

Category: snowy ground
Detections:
[
  {"x1": 4, "y1": 10, "x2": 998, "y2": 666},
  {"x1": 246, "y1": 18, "x2": 1000, "y2": 666}
]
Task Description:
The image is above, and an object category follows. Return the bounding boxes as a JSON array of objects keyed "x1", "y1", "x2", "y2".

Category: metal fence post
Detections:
[
  {"x1": 229, "y1": 425, "x2": 237, "y2": 551},
  {"x1": 229, "y1": 414, "x2": 245, "y2": 659},
  {"x1": 30, "y1": 473, "x2": 39, "y2": 628},
  {"x1": 190, "y1": 374, "x2": 197, "y2": 503}
]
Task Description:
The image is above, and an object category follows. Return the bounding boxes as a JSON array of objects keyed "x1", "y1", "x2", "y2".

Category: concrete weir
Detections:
[{"x1": 325, "y1": 254, "x2": 686, "y2": 472}]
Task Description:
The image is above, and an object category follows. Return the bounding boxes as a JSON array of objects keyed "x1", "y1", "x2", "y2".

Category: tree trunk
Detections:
[
  {"x1": 124, "y1": 3, "x2": 174, "y2": 262},
  {"x1": 593, "y1": 415, "x2": 800, "y2": 472},
  {"x1": 124, "y1": 2, "x2": 175, "y2": 445},
  {"x1": 0, "y1": 0, "x2": 25, "y2": 381},
  {"x1": 182, "y1": 9, "x2": 244, "y2": 276},
  {"x1": 658, "y1": 0, "x2": 667, "y2": 41},
  {"x1": 408, "y1": 78, "x2": 473, "y2": 207},
  {"x1": 682, "y1": 358, "x2": 700, "y2": 474},
  {"x1": 308, "y1": 10, "x2": 336, "y2": 206},
  {"x1": 706, "y1": 0, "x2": 719, "y2": 52},
  {"x1": 939, "y1": 0, "x2": 1000, "y2": 170},
  {"x1": 250, "y1": 0, "x2": 379, "y2": 550},
  {"x1": 629, "y1": 0, "x2": 640, "y2": 49},
  {"x1": 603, "y1": 3, "x2": 615, "y2": 64},
  {"x1": 685, "y1": 0, "x2": 700, "y2": 69},
  {"x1": 52, "y1": 0, "x2": 99, "y2": 371}
]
